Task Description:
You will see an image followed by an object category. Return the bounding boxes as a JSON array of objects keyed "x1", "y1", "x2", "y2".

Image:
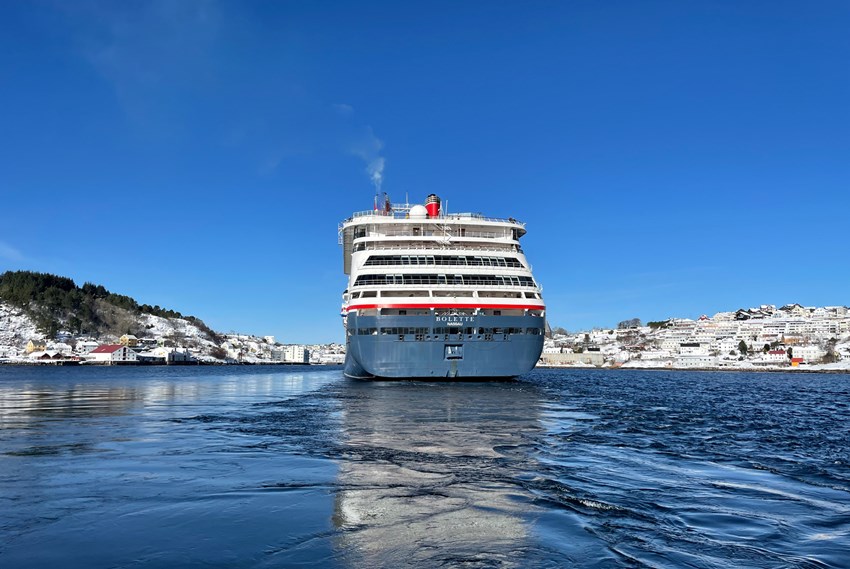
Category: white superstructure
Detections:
[{"x1": 339, "y1": 195, "x2": 545, "y2": 320}]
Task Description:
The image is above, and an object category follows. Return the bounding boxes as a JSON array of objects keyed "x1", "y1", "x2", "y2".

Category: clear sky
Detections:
[{"x1": 1, "y1": 1, "x2": 848, "y2": 342}]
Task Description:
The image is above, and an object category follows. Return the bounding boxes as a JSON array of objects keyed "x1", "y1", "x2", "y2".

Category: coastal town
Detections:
[
  {"x1": 0, "y1": 301, "x2": 345, "y2": 366},
  {"x1": 2, "y1": 298, "x2": 848, "y2": 371},
  {"x1": 542, "y1": 303, "x2": 850, "y2": 372}
]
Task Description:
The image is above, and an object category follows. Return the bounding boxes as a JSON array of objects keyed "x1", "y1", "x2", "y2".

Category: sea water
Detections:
[{"x1": 1, "y1": 366, "x2": 848, "y2": 568}]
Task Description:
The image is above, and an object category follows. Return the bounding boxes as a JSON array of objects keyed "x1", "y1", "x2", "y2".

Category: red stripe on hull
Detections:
[{"x1": 345, "y1": 303, "x2": 545, "y2": 313}]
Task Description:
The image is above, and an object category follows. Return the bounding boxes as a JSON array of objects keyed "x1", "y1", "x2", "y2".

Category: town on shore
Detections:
[
  {"x1": 542, "y1": 304, "x2": 850, "y2": 372},
  {"x1": 2, "y1": 298, "x2": 849, "y2": 372},
  {"x1": 0, "y1": 302, "x2": 344, "y2": 366},
  {"x1": 3, "y1": 334, "x2": 344, "y2": 367}
]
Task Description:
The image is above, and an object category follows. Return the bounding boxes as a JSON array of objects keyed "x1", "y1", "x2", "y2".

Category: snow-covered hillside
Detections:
[
  {"x1": 137, "y1": 312, "x2": 218, "y2": 349},
  {"x1": 0, "y1": 302, "x2": 42, "y2": 347},
  {"x1": 0, "y1": 300, "x2": 218, "y2": 356},
  {"x1": 0, "y1": 300, "x2": 324, "y2": 364}
]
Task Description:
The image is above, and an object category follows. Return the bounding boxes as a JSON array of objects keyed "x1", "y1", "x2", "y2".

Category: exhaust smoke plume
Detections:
[
  {"x1": 345, "y1": 121, "x2": 386, "y2": 193},
  {"x1": 367, "y1": 157, "x2": 385, "y2": 192}
]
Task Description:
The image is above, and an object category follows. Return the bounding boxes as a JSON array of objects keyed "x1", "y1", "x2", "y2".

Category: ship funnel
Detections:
[{"x1": 425, "y1": 194, "x2": 441, "y2": 218}]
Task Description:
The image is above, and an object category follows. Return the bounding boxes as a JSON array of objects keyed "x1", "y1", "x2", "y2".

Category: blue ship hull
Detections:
[{"x1": 344, "y1": 312, "x2": 545, "y2": 379}]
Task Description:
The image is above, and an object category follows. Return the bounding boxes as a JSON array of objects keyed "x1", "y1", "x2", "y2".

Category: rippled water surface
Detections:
[{"x1": 1, "y1": 366, "x2": 848, "y2": 568}]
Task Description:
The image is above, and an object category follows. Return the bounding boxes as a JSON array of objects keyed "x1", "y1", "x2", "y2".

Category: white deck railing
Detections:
[{"x1": 346, "y1": 210, "x2": 525, "y2": 226}]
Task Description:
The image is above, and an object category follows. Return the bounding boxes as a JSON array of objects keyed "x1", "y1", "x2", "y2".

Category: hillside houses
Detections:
[
  {"x1": 1, "y1": 330, "x2": 324, "y2": 366},
  {"x1": 0, "y1": 298, "x2": 336, "y2": 366},
  {"x1": 543, "y1": 304, "x2": 850, "y2": 371},
  {"x1": 0, "y1": 298, "x2": 334, "y2": 365}
]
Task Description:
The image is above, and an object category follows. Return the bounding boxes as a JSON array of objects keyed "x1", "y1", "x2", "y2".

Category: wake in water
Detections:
[{"x1": 1, "y1": 366, "x2": 848, "y2": 568}]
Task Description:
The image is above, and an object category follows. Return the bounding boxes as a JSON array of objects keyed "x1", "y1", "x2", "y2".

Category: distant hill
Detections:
[{"x1": 0, "y1": 270, "x2": 218, "y2": 342}]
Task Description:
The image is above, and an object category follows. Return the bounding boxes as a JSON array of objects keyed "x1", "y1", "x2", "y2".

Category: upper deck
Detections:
[
  {"x1": 340, "y1": 195, "x2": 530, "y2": 274},
  {"x1": 344, "y1": 207, "x2": 526, "y2": 228}
]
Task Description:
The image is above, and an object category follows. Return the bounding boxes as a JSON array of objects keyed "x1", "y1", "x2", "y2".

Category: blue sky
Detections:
[{"x1": 1, "y1": 1, "x2": 848, "y2": 342}]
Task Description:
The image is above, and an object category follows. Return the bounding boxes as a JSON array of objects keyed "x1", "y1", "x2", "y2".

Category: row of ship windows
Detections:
[
  {"x1": 353, "y1": 274, "x2": 536, "y2": 287},
  {"x1": 350, "y1": 291, "x2": 541, "y2": 299},
  {"x1": 363, "y1": 255, "x2": 523, "y2": 268},
  {"x1": 353, "y1": 243, "x2": 522, "y2": 253},
  {"x1": 356, "y1": 327, "x2": 543, "y2": 336},
  {"x1": 353, "y1": 228, "x2": 513, "y2": 240},
  {"x1": 353, "y1": 308, "x2": 544, "y2": 317}
]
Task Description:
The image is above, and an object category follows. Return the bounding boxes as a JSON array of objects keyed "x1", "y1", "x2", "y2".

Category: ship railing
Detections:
[
  {"x1": 365, "y1": 229, "x2": 503, "y2": 239},
  {"x1": 346, "y1": 210, "x2": 525, "y2": 226},
  {"x1": 362, "y1": 260, "x2": 525, "y2": 268},
  {"x1": 351, "y1": 283, "x2": 542, "y2": 291},
  {"x1": 445, "y1": 212, "x2": 525, "y2": 226}
]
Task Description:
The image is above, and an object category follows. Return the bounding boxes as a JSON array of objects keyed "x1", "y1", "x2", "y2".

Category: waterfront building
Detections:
[
  {"x1": 282, "y1": 345, "x2": 309, "y2": 363},
  {"x1": 75, "y1": 340, "x2": 99, "y2": 354},
  {"x1": 88, "y1": 344, "x2": 138, "y2": 364},
  {"x1": 789, "y1": 345, "x2": 825, "y2": 363},
  {"x1": 28, "y1": 350, "x2": 72, "y2": 361},
  {"x1": 675, "y1": 354, "x2": 718, "y2": 368},
  {"x1": 765, "y1": 349, "x2": 788, "y2": 363},
  {"x1": 540, "y1": 352, "x2": 605, "y2": 366}
]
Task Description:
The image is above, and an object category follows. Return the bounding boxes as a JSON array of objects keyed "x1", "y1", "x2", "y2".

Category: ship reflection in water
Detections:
[{"x1": 332, "y1": 380, "x2": 545, "y2": 567}]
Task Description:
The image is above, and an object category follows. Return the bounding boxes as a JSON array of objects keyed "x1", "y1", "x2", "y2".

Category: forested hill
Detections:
[{"x1": 0, "y1": 270, "x2": 215, "y2": 339}]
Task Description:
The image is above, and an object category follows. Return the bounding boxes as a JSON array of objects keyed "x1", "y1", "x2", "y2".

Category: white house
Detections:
[
  {"x1": 791, "y1": 345, "x2": 825, "y2": 363},
  {"x1": 712, "y1": 337, "x2": 738, "y2": 354},
  {"x1": 75, "y1": 340, "x2": 100, "y2": 354},
  {"x1": 0, "y1": 345, "x2": 18, "y2": 358},
  {"x1": 87, "y1": 344, "x2": 138, "y2": 364},
  {"x1": 159, "y1": 347, "x2": 195, "y2": 363},
  {"x1": 764, "y1": 349, "x2": 788, "y2": 363},
  {"x1": 613, "y1": 350, "x2": 632, "y2": 363},
  {"x1": 676, "y1": 354, "x2": 718, "y2": 368},
  {"x1": 639, "y1": 349, "x2": 672, "y2": 361},
  {"x1": 134, "y1": 347, "x2": 195, "y2": 363},
  {"x1": 679, "y1": 343, "x2": 709, "y2": 356},
  {"x1": 47, "y1": 342, "x2": 73, "y2": 353}
]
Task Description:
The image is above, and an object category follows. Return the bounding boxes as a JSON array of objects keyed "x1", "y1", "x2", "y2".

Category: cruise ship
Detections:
[{"x1": 339, "y1": 194, "x2": 545, "y2": 379}]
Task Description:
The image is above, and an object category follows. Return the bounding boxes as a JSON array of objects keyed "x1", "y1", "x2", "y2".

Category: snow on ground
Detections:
[
  {"x1": 618, "y1": 357, "x2": 850, "y2": 372},
  {"x1": 620, "y1": 359, "x2": 673, "y2": 369},
  {"x1": 0, "y1": 302, "x2": 42, "y2": 349},
  {"x1": 137, "y1": 313, "x2": 217, "y2": 348},
  {"x1": 0, "y1": 302, "x2": 218, "y2": 355},
  {"x1": 804, "y1": 361, "x2": 850, "y2": 372}
]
